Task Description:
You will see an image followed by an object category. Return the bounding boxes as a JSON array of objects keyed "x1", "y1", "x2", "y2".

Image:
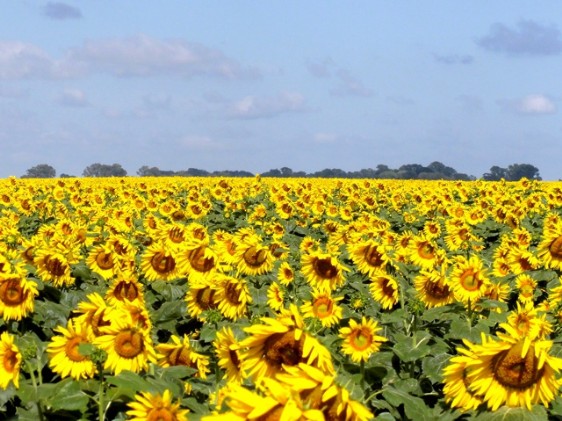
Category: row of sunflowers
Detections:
[{"x1": 0, "y1": 175, "x2": 562, "y2": 420}]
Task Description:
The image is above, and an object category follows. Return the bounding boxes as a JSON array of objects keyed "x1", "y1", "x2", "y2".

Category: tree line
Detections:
[{"x1": 20, "y1": 161, "x2": 542, "y2": 181}]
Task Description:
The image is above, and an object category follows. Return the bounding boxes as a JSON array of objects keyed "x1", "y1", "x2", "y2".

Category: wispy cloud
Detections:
[
  {"x1": 67, "y1": 34, "x2": 260, "y2": 79},
  {"x1": 0, "y1": 41, "x2": 61, "y2": 79},
  {"x1": 43, "y1": 2, "x2": 82, "y2": 20},
  {"x1": 57, "y1": 88, "x2": 89, "y2": 107},
  {"x1": 432, "y1": 53, "x2": 474, "y2": 65},
  {"x1": 330, "y1": 69, "x2": 373, "y2": 98},
  {"x1": 228, "y1": 91, "x2": 307, "y2": 119},
  {"x1": 498, "y1": 94, "x2": 557, "y2": 114},
  {"x1": 477, "y1": 20, "x2": 562, "y2": 55},
  {"x1": 306, "y1": 57, "x2": 335, "y2": 78}
]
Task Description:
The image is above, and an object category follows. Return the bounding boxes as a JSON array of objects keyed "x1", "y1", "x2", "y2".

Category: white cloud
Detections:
[
  {"x1": 518, "y1": 94, "x2": 556, "y2": 114},
  {"x1": 313, "y1": 132, "x2": 338, "y2": 143},
  {"x1": 499, "y1": 94, "x2": 557, "y2": 114},
  {"x1": 57, "y1": 88, "x2": 89, "y2": 107},
  {"x1": 178, "y1": 135, "x2": 219, "y2": 151},
  {"x1": 0, "y1": 41, "x2": 56, "y2": 79},
  {"x1": 330, "y1": 69, "x2": 374, "y2": 98},
  {"x1": 67, "y1": 34, "x2": 259, "y2": 79},
  {"x1": 229, "y1": 91, "x2": 307, "y2": 119}
]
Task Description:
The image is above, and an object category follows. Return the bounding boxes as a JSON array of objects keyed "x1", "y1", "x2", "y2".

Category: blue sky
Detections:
[{"x1": 1, "y1": 2, "x2": 561, "y2": 179}]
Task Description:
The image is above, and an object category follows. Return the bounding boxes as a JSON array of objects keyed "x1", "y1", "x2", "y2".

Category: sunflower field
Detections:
[{"x1": 1, "y1": 175, "x2": 562, "y2": 420}]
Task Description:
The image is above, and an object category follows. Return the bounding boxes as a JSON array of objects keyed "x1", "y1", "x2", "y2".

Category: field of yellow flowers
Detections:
[{"x1": 0, "y1": 175, "x2": 562, "y2": 420}]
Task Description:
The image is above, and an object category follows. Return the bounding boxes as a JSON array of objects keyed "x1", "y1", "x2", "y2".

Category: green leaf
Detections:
[
  {"x1": 381, "y1": 385, "x2": 434, "y2": 421},
  {"x1": 392, "y1": 331, "x2": 432, "y2": 362},
  {"x1": 422, "y1": 352, "x2": 452, "y2": 383},
  {"x1": 48, "y1": 378, "x2": 89, "y2": 412},
  {"x1": 152, "y1": 300, "x2": 186, "y2": 324},
  {"x1": 445, "y1": 318, "x2": 490, "y2": 343},
  {"x1": 106, "y1": 370, "x2": 155, "y2": 399},
  {"x1": 470, "y1": 405, "x2": 548, "y2": 421}
]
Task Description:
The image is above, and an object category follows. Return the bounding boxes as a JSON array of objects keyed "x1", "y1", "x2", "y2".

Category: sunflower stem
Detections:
[
  {"x1": 360, "y1": 360, "x2": 366, "y2": 391},
  {"x1": 97, "y1": 362, "x2": 106, "y2": 421}
]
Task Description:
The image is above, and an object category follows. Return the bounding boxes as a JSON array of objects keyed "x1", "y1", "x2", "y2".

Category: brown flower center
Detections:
[
  {"x1": 313, "y1": 296, "x2": 333, "y2": 318},
  {"x1": 95, "y1": 252, "x2": 114, "y2": 270},
  {"x1": 312, "y1": 257, "x2": 338, "y2": 280},
  {"x1": 147, "y1": 408, "x2": 175, "y2": 421},
  {"x1": 65, "y1": 336, "x2": 88, "y2": 362},
  {"x1": 492, "y1": 342, "x2": 542, "y2": 389},
  {"x1": 113, "y1": 281, "x2": 139, "y2": 301},
  {"x1": 243, "y1": 246, "x2": 268, "y2": 268},
  {"x1": 459, "y1": 269, "x2": 481, "y2": 291},
  {"x1": 114, "y1": 329, "x2": 144, "y2": 359},
  {"x1": 3, "y1": 348, "x2": 18, "y2": 373},
  {"x1": 349, "y1": 327, "x2": 372, "y2": 351},
  {"x1": 0, "y1": 279, "x2": 26, "y2": 306},
  {"x1": 151, "y1": 252, "x2": 176, "y2": 274},
  {"x1": 264, "y1": 331, "x2": 303, "y2": 368},
  {"x1": 44, "y1": 255, "x2": 67, "y2": 277},
  {"x1": 417, "y1": 242, "x2": 435, "y2": 260},
  {"x1": 425, "y1": 280, "x2": 451, "y2": 300},
  {"x1": 189, "y1": 247, "x2": 215, "y2": 273},
  {"x1": 168, "y1": 227, "x2": 184, "y2": 243},
  {"x1": 549, "y1": 236, "x2": 562, "y2": 259},
  {"x1": 364, "y1": 245, "x2": 384, "y2": 268},
  {"x1": 195, "y1": 287, "x2": 217, "y2": 310},
  {"x1": 167, "y1": 345, "x2": 191, "y2": 366},
  {"x1": 224, "y1": 282, "x2": 241, "y2": 305}
]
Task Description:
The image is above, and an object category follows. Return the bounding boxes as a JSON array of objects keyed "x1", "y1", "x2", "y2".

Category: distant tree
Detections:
[
  {"x1": 397, "y1": 164, "x2": 428, "y2": 179},
  {"x1": 83, "y1": 163, "x2": 127, "y2": 177},
  {"x1": 280, "y1": 167, "x2": 293, "y2": 177},
  {"x1": 22, "y1": 164, "x2": 56, "y2": 178},
  {"x1": 505, "y1": 163, "x2": 541, "y2": 181},
  {"x1": 262, "y1": 169, "x2": 282, "y2": 177},
  {"x1": 60, "y1": 173, "x2": 76, "y2": 178},
  {"x1": 483, "y1": 166, "x2": 507, "y2": 181},
  {"x1": 137, "y1": 165, "x2": 162, "y2": 176}
]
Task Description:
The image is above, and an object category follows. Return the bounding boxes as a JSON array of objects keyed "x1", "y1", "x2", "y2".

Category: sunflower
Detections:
[
  {"x1": 214, "y1": 275, "x2": 252, "y2": 321},
  {"x1": 240, "y1": 305, "x2": 334, "y2": 381},
  {"x1": 86, "y1": 244, "x2": 118, "y2": 280},
  {"x1": 47, "y1": 318, "x2": 96, "y2": 380},
  {"x1": 339, "y1": 317, "x2": 388, "y2": 363},
  {"x1": 408, "y1": 235, "x2": 443, "y2": 269},
  {"x1": 460, "y1": 331, "x2": 562, "y2": 410},
  {"x1": 267, "y1": 282, "x2": 285, "y2": 312},
  {"x1": 0, "y1": 274, "x2": 39, "y2": 321},
  {"x1": 413, "y1": 267, "x2": 455, "y2": 308},
  {"x1": 140, "y1": 243, "x2": 182, "y2": 282},
  {"x1": 34, "y1": 248, "x2": 74, "y2": 287},
  {"x1": 300, "y1": 288, "x2": 343, "y2": 328},
  {"x1": 93, "y1": 313, "x2": 157, "y2": 375},
  {"x1": 276, "y1": 261, "x2": 295, "y2": 286},
  {"x1": 105, "y1": 270, "x2": 145, "y2": 308},
  {"x1": 348, "y1": 239, "x2": 391, "y2": 278},
  {"x1": 0, "y1": 332, "x2": 21, "y2": 389},
  {"x1": 537, "y1": 224, "x2": 562, "y2": 270},
  {"x1": 127, "y1": 389, "x2": 189, "y2": 421},
  {"x1": 442, "y1": 342, "x2": 484, "y2": 412},
  {"x1": 181, "y1": 245, "x2": 218, "y2": 283},
  {"x1": 515, "y1": 274, "x2": 537, "y2": 303},
  {"x1": 506, "y1": 247, "x2": 540, "y2": 275},
  {"x1": 370, "y1": 273, "x2": 399, "y2": 310},
  {"x1": 74, "y1": 292, "x2": 117, "y2": 337},
  {"x1": 450, "y1": 255, "x2": 490, "y2": 304},
  {"x1": 185, "y1": 279, "x2": 219, "y2": 320},
  {"x1": 214, "y1": 327, "x2": 243, "y2": 383},
  {"x1": 156, "y1": 334, "x2": 210, "y2": 379},
  {"x1": 505, "y1": 302, "x2": 552, "y2": 339},
  {"x1": 301, "y1": 250, "x2": 347, "y2": 292},
  {"x1": 234, "y1": 234, "x2": 275, "y2": 276}
]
